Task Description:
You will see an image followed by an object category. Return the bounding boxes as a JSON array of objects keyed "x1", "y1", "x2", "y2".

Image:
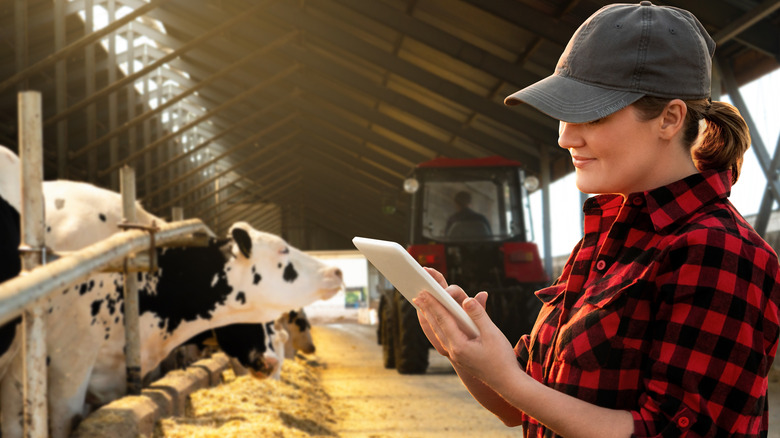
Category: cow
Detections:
[
  {"x1": 0, "y1": 146, "x2": 22, "y2": 386},
  {"x1": 0, "y1": 148, "x2": 344, "y2": 438},
  {"x1": 277, "y1": 308, "x2": 316, "y2": 358},
  {"x1": 42, "y1": 177, "x2": 287, "y2": 383},
  {"x1": 187, "y1": 308, "x2": 316, "y2": 378},
  {"x1": 1, "y1": 222, "x2": 343, "y2": 438}
]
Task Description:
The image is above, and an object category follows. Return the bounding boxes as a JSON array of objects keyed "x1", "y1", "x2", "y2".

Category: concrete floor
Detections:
[{"x1": 770, "y1": 380, "x2": 780, "y2": 438}]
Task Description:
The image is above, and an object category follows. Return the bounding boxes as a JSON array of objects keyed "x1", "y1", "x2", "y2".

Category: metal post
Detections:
[
  {"x1": 121, "y1": 166, "x2": 142, "y2": 395},
  {"x1": 18, "y1": 91, "x2": 47, "y2": 438}
]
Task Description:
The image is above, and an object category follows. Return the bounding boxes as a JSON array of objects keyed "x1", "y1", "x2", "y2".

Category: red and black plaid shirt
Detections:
[{"x1": 515, "y1": 170, "x2": 780, "y2": 437}]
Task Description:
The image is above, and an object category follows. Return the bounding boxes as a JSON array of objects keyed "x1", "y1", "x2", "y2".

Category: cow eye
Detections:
[{"x1": 280, "y1": 247, "x2": 289, "y2": 255}]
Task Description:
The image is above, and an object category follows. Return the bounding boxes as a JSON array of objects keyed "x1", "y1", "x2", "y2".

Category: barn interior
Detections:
[{"x1": 1, "y1": 0, "x2": 778, "y2": 263}]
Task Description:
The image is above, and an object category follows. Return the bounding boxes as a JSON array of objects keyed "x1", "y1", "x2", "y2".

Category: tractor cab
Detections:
[{"x1": 377, "y1": 156, "x2": 548, "y2": 374}]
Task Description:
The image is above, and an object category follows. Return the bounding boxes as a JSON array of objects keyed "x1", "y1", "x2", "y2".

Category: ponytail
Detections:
[
  {"x1": 690, "y1": 101, "x2": 750, "y2": 184},
  {"x1": 633, "y1": 97, "x2": 751, "y2": 184}
]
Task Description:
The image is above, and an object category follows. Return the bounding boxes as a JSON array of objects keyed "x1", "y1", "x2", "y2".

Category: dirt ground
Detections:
[
  {"x1": 158, "y1": 321, "x2": 780, "y2": 437},
  {"x1": 314, "y1": 323, "x2": 522, "y2": 438}
]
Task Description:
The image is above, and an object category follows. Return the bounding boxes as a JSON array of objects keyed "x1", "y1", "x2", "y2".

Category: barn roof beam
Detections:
[
  {"x1": 0, "y1": 0, "x2": 172, "y2": 95},
  {"x1": 461, "y1": 0, "x2": 575, "y2": 47},
  {"x1": 297, "y1": 133, "x2": 400, "y2": 191},
  {"x1": 289, "y1": 96, "x2": 426, "y2": 169},
  {"x1": 211, "y1": 176, "x2": 302, "y2": 231},
  {"x1": 292, "y1": 114, "x2": 409, "y2": 179},
  {"x1": 280, "y1": 44, "x2": 541, "y2": 164},
  {"x1": 194, "y1": 161, "x2": 298, "y2": 221},
  {"x1": 181, "y1": 2, "x2": 558, "y2": 147},
  {"x1": 44, "y1": 17, "x2": 292, "y2": 129},
  {"x1": 141, "y1": 6, "x2": 547, "y2": 164},
  {"x1": 94, "y1": 64, "x2": 299, "y2": 177},
  {"x1": 297, "y1": 158, "x2": 409, "y2": 217},
  {"x1": 138, "y1": 94, "x2": 297, "y2": 185},
  {"x1": 155, "y1": 130, "x2": 297, "y2": 212},
  {"x1": 144, "y1": 112, "x2": 297, "y2": 201},
  {"x1": 328, "y1": 0, "x2": 541, "y2": 89},
  {"x1": 292, "y1": 66, "x2": 542, "y2": 168}
]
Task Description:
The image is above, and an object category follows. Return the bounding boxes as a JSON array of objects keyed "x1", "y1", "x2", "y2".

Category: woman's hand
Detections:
[
  {"x1": 414, "y1": 268, "x2": 518, "y2": 387},
  {"x1": 415, "y1": 268, "x2": 483, "y2": 357}
]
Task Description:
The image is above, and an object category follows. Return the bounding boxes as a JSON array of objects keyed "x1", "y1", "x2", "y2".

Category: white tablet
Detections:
[{"x1": 352, "y1": 236, "x2": 480, "y2": 338}]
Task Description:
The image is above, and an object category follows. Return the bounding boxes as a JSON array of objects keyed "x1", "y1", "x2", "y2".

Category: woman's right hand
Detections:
[{"x1": 417, "y1": 267, "x2": 488, "y2": 358}]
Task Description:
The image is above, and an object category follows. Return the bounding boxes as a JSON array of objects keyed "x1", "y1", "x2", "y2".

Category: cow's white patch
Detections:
[{"x1": 211, "y1": 273, "x2": 219, "y2": 288}]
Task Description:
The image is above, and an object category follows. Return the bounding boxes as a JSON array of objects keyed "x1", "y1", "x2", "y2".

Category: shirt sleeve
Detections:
[{"x1": 631, "y1": 227, "x2": 780, "y2": 437}]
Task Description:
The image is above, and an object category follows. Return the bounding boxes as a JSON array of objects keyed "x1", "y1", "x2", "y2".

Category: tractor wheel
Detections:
[
  {"x1": 488, "y1": 287, "x2": 542, "y2": 346},
  {"x1": 379, "y1": 295, "x2": 396, "y2": 369},
  {"x1": 393, "y1": 291, "x2": 429, "y2": 374}
]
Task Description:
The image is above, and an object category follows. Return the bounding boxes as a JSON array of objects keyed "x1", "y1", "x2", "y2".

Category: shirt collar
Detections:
[{"x1": 583, "y1": 170, "x2": 733, "y2": 232}]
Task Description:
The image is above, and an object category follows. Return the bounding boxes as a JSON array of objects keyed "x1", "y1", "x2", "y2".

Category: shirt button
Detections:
[
  {"x1": 632, "y1": 197, "x2": 644, "y2": 206},
  {"x1": 677, "y1": 416, "x2": 690, "y2": 428},
  {"x1": 595, "y1": 260, "x2": 606, "y2": 271}
]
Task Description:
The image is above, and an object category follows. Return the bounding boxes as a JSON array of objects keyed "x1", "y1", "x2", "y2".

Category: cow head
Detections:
[
  {"x1": 224, "y1": 222, "x2": 343, "y2": 313},
  {"x1": 278, "y1": 309, "x2": 315, "y2": 358},
  {"x1": 213, "y1": 321, "x2": 283, "y2": 380}
]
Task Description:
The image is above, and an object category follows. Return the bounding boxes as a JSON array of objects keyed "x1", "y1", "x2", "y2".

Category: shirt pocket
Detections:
[{"x1": 555, "y1": 274, "x2": 645, "y2": 371}]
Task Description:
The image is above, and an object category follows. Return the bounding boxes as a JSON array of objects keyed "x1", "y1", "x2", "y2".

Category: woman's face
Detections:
[{"x1": 558, "y1": 105, "x2": 669, "y2": 197}]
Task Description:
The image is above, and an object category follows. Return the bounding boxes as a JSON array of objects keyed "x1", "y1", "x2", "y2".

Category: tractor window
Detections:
[{"x1": 421, "y1": 179, "x2": 511, "y2": 242}]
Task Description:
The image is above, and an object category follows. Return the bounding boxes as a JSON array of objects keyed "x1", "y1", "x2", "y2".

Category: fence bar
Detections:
[
  {"x1": 0, "y1": 219, "x2": 211, "y2": 327},
  {"x1": 120, "y1": 166, "x2": 142, "y2": 395},
  {"x1": 18, "y1": 90, "x2": 47, "y2": 438}
]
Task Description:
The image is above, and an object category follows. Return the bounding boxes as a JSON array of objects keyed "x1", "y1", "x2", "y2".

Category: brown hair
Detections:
[{"x1": 632, "y1": 96, "x2": 750, "y2": 184}]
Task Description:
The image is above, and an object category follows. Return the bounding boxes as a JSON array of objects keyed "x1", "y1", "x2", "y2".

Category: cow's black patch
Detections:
[
  {"x1": 78, "y1": 279, "x2": 96, "y2": 296},
  {"x1": 0, "y1": 316, "x2": 22, "y2": 357},
  {"x1": 0, "y1": 196, "x2": 21, "y2": 285},
  {"x1": 138, "y1": 240, "x2": 233, "y2": 334},
  {"x1": 236, "y1": 291, "x2": 246, "y2": 305},
  {"x1": 253, "y1": 273, "x2": 261, "y2": 285},
  {"x1": 293, "y1": 312, "x2": 311, "y2": 332},
  {"x1": 283, "y1": 262, "x2": 298, "y2": 283},
  {"x1": 91, "y1": 300, "x2": 103, "y2": 317},
  {"x1": 212, "y1": 323, "x2": 267, "y2": 369},
  {"x1": 98, "y1": 213, "x2": 107, "y2": 222}
]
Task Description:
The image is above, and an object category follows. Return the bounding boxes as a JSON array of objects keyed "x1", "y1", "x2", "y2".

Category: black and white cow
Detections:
[
  {"x1": 185, "y1": 308, "x2": 317, "y2": 378},
  {"x1": 0, "y1": 147, "x2": 343, "y2": 438},
  {"x1": 1, "y1": 222, "x2": 343, "y2": 438},
  {"x1": 0, "y1": 146, "x2": 22, "y2": 385},
  {"x1": 43, "y1": 178, "x2": 287, "y2": 383},
  {"x1": 277, "y1": 308, "x2": 316, "y2": 358}
]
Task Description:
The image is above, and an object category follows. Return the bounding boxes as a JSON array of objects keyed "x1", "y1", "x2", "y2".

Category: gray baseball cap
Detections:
[{"x1": 504, "y1": 1, "x2": 716, "y2": 123}]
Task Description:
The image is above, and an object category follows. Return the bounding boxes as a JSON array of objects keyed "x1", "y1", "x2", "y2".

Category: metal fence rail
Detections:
[{"x1": 0, "y1": 218, "x2": 212, "y2": 327}]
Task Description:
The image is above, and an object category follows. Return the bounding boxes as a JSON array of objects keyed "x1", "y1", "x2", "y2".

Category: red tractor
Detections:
[{"x1": 378, "y1": 156, "x2": 548, "y2": 374}]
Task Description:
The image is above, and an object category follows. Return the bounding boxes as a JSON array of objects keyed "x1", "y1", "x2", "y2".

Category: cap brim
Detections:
[{"x1": 504, "y1": 75, "x2": 645, "y2": 123}]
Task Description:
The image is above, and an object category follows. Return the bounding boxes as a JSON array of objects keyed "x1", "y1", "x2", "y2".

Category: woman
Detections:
[{"x1": 413, "y1": 2, "x2": 780, "y2": 437}]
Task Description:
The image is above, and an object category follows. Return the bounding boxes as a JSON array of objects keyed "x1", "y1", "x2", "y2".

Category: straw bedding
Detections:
[{"x1": 155, "y1": 356, "x2": 337, "y2": 437}]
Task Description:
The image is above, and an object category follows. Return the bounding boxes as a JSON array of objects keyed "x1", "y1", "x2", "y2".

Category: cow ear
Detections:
[{"x1": 232, "y1": 227, "x2": 252, "y2": 258}]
